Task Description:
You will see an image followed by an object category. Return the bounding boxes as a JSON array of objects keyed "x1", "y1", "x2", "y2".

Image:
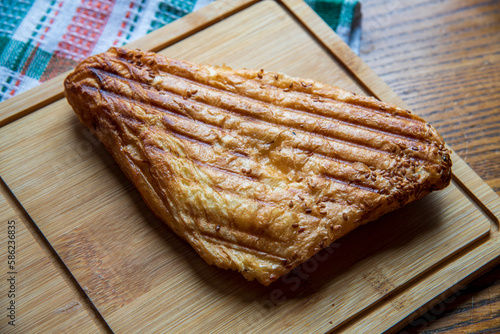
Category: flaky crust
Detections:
[{"x1": 64, "y1": 47, "x2": 452, "y2": 285}]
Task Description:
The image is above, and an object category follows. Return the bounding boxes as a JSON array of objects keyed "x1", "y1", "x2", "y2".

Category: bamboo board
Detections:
[
  {"x1": 0, "y1": 192, "x2": 100, "y2": 333},
  {"x1": 1, "y1": 0, "x2": 499, "y2": 333}
]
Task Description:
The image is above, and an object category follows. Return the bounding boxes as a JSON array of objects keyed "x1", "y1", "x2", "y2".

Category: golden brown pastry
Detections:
[{"x1": 64, "y1": 47, "x2": 452, "y2": 285}]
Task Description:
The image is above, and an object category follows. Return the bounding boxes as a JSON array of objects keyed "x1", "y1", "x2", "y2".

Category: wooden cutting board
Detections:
[{"x1": 1, "y1": 0, "x2": 499, "y2": 333}]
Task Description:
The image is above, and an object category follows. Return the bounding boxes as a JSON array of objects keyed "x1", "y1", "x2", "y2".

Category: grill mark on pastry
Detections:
[
  {"x1": 200, "y1": 234, "x2": 286, "y2": 262},
  {"x1": 84, "y1": 73, "x2": 438, "y2": 200},
  {"x1": 140, "y1": 59, "x2": 431, "y2": 141},
  {"x1": 98, "y1": 63, "x2": 441, "y2": 166},
  {"x1": 145, "y1": 144, "x2": 277, "y2": 206},
  {"x1": 147, "y1": 128, "x2": 269, "y2": 183},
  {"x1": 145, "y1": 145, "x2": 277, "y2": 210},
  {"x1": 88, "y1": 64, "x2": 439, "y2": 195},
  {"x1": 290, "y1": 148, "x2": 391, "y2": 194},
  {"x1": 86, "y1": 76, "x2": 396, "y2": 170},
  {"x1": 164, "y1": 129, "x2": 212, "y2": 147},
  {"x1": 145, "y1": 127, "x2": 375, "y2": 211},
  {"x1": 244, "y1": 77, "x2": 424, "y2": 124},
  {"x1": 159, "y1": 115, "x2": 223, "y2": 147},
  {"x1": 131, "y1": 132, "x2": 292, "y2": 247},
  {"x1": 290, "y1": 147, "x2": 384, "y2": 190},
  {"x1": 151, "y1": 112, "x2": 388, "y2": 196},
  {"x1": 116, "y1": 51, "x2": 404, "y2": 128},
  {"x1": 194, "y1": 151, "x2": 381, "y2": 203},
  {"x1": 83, "y1": 81, "x2": 224, "y2": 141},
  {"x1": 164, "y1": 127, "x2": 385, "y2": 198},
  {"x1": 304, "y1": 110, "x2": 426, "y2": 146},
  {"x1": 198, "y1": 151, "x2": 382, "y2": 200},
  {"x1": 159, "y1": 107, "x2": 388, "y2": 193},
  {"x1": 112, "y1": 52, "x2": 430, "y2": 144},
  {"x1": 190, "y1": 158, "x2": 259, "y2": 182},
  {"x1": 91, "y1": 64, "x2": 436, "y2": 163},
  {"x1": 154, "y1": 70, "x2": 435, "y2": 151},
  {"x1": 142, "y1": 147, "x2": 286, "y2": 245},
  {"x1": 93, "y1": 90, "x2": 262, "y2": 170},
  {"x1": 158, "y1": 86, "x2": 432, "y2": 170},
  {"x1": 85, "y1": 69, "x2": 440, "y2": 196},
  {"x1": 85, "y1": 88, "x2": 279, "y2": 190},
  {"x1": 94, "y1": 85, "x2": 223, "y2": 136},
  {"x1": 146, "y1": 140, "x2": 364, "y2": 215},
  {"x1": 149, "y1": 82, "x2": 403, "y2": 163},
  {"x1": 134, "y1": 142, "x2": 285, "y2": 250},
  {"x1": 229, "y1": 69, "x2": 419, "y2": 122}
]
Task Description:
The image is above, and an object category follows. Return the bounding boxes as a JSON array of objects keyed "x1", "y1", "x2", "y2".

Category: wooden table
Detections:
[{"x1": 359, "y1": 0, "x2": 500, "y2": 332}]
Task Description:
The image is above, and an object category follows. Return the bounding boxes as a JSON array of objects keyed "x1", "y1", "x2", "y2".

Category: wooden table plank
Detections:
[{"x1": 359, "y1": 0, "x2": 500, "y2": 332}]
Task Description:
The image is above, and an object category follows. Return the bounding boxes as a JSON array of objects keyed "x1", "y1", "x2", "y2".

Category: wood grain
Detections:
[
  {"x1": 0, "y1": 191, "x2": 101, "y2": 333},
  {"x1": 359, "y1": 0, "x2": 500, "y2": 332}
]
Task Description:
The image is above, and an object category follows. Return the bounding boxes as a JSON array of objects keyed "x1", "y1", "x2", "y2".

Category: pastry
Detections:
[{"x1": 64, "y1": 47, "x2": 452, "y2": 285}]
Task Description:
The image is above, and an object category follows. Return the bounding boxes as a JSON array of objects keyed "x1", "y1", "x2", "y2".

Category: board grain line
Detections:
[
  {"x1": 0, "y1": 0, "x2": 259, "y2": 128},
  {"x1": 0, "y1": 178, "x2": 114, "y2": 334}
]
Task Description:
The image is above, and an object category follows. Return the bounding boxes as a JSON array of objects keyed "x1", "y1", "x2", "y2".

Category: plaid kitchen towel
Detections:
[{"x1": 0, "y1": 0, "x2": 361, "y2": 102}]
